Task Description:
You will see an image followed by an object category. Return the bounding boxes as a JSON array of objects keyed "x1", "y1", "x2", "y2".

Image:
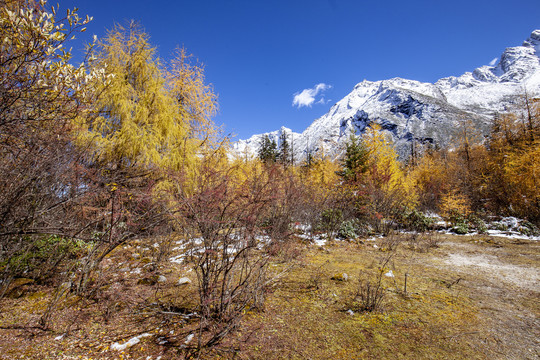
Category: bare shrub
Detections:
[
  {"x1": 0, "y1": 1, "x2": 107, "y2": 296},
  {"x1": 307, "y1": 260, "x2": 329, "y2": 290},
  {"x1": 170, "y1": 160, "x2": 281, "y2": 352},
  {"x1": 71, "y1": 174, "x2": 170, "y2": 295},
  {"x1": 423, "y1": 232, "x2": 441, "y2": 249},
  {"x1": 379, "y1": 232, "x2": 402, "y2": 252},
  {"x1": 260, "y1": 165, "x2": 304, "y2": 241},
  {"x1": 347, "y1": 252, "x2": 394, "y2": 313},
  {"x1": 363, "y1": 183, "x2": 409, "y2": 235},
  {"x1": 406, "y1": 232, "x2": 441, "y2": 252}
]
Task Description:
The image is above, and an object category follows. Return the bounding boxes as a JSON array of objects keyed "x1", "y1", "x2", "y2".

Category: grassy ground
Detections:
[{"x1": 0, "y1": 233, "x2": 538, "y2": 359}]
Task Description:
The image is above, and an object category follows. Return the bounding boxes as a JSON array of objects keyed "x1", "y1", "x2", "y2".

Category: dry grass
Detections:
[{"x1": 0, "y1": 233, "x2": 538, "y2": 359}]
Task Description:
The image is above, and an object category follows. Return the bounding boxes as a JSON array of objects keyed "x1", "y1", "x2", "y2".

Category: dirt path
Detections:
[{"x1": 432, "y1": 238, "x2": 540, "y2": 359}]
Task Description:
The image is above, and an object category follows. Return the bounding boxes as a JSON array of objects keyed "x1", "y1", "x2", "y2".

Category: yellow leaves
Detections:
[
  {"x1": 106, "y1": 183, "x2": 118, "y2": 192},
  {"x1": 498, "y1": 141, "x2": 540, "y2": 217},
  {"x1": 362, "y1": 124, "x2": 418, "y2": 209},
  {"x1": 439, "y1": 190, "x2": 471, "y2": 219},
  {"x1": 363, "y1": 124, "x2": 403, "y2": 189},
  {"x1": 305, "y1": 156, "x2": 340, "y2": 188},
  {"x1": 79, "y1": 25, "x2": 202, "y2": 174},
  {"x1": 167, "y1": 47, "x2": 219, "y2": 146}
]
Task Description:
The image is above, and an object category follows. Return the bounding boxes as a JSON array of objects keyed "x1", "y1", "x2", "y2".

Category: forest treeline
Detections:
[{"x1": 1, "y1": 0, "x2": 539, "y2": 355}]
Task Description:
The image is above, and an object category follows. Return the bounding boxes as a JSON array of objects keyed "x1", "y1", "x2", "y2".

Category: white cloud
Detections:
[
  {"x1": 489, "y1": 57, "x2": 498, "y2": 66},
  {"x1": 292, "y1": 83, "x2": 332, "y2": 108}
]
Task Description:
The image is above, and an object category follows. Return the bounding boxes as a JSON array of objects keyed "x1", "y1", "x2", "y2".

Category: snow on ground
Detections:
[
  {"x1": 485, "y1": 229, "x2": 540, "y2": 241},
  {"x1": 110, "y1": 333, "x2": 152, "y2": 351},
  {"x1": 295, "y1": 232, "x2": 328, "y2": 246},
  {"x1": 167, "y1": 216, "x2": 538, "y2": 266},
  {"x1": 170, "y1": 233, "x2": 276, "y2": 264},
  {"x1": 437, "y1": 229, "x2": 540, "y2": 241}
]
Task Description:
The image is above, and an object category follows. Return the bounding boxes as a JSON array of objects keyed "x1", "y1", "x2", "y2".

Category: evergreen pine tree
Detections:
[
  {"x1": 339, "y1": 131, "x2": 369, "y2": 182},
  {"x1": 258, "y1": 134, "x2": 278, "y2": 163},
  {"x1": 278, "y1": 132, "x2": 291, "y2": 166}
]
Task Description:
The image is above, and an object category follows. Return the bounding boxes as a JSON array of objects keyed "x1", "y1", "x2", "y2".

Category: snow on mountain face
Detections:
[{"x1": 233, "y1": 30, "x2": 540, "y2": 161}]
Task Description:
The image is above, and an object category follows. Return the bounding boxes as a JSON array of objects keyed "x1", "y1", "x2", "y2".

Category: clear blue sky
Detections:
[{"x1": 60, "y1": 0, "x2": 540, "y2": 139}]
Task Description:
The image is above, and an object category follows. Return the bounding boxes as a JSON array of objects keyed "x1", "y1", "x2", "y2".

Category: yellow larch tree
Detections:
[
  {"x1": 362, "y1": 124, "x2": 417, "y2": 207},
  {"x1": 166, "y1": 47, "x2": 219, "y2": 147},
  {"x1": 79, "y1": 23, "x2": 211, "y2": 174},
  {"x1": 407, "y1": 150, "x2": 449, "y2": 211}
]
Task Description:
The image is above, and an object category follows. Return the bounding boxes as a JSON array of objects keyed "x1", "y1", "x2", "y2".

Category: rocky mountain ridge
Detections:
[{"x1": 233, "y1": 30, "x2": 540, "y2": 160}]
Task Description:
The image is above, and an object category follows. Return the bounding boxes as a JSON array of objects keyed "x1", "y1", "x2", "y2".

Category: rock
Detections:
[
  {"x1": 9, "y1": 277, "x2": 34, "y2": 288},
  {"x1": 140, "y1": 257, "x2": 152, "y2": 264},
  {"x1": 177, "y1": 277, "x2": 192, "y2": 285},
  {"x1": 5, "y1": 278, "x2": 34, "y2": 298},
  {"x1": 157, "y1": 275, "x2": 167, "y2": 283},
  {"x1": 331, "y1": 273, "x2": 349, "y2": 281},
  {"x1": 137, "y1": 277, "x2": 156, "y2": 286}
]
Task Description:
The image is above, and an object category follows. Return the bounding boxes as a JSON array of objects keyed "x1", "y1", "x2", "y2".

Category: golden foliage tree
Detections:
[
  {"x1": 363, "y1": 125, "x2": 405, "y2": 188},
  {"x1": 79, "y1": 23, "x2": 218, "y2": 174},
  {"x1": 166, "y1": 47, "x2": 219, "y2": 144},
  {"x1": 407, "y1": 150, "x2": 448, "y2": 211},
  {"x1": 303, "y1": 151, "x2": 340, "y2": 189},
  {"x1": 363, "y1": 124, "x2": 416, "y2": 206},
  {"x1": 483, "y1": 102, "x2": 540, "y2": 222}
]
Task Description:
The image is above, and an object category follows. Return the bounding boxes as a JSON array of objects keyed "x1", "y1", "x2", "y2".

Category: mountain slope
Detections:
[{"x1": 234, "y1": 30, "x2": 540, "y2": 160}]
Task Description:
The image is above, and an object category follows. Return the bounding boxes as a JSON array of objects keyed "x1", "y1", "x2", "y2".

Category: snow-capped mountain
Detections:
[{"x1": 234, "y1": 30, "x2": 540, "y2": 160}]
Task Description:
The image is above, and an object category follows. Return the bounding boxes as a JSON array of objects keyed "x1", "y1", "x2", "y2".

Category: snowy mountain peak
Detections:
[
  {"x1": 233, "y1": 30, "x2": 540, "y2": 161},
  {"x1": 523, "y1": 29, "x2": 540, "y2": 50}
]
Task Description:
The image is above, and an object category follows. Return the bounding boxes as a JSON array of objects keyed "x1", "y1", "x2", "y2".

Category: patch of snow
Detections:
[
  {"x1": 110, "y1": 333, "x2": 151, "y2": 351},
  {"x1": 384, "y1": 270, "x2": 395, "y2": 278},
  {"x1": 313, "y1": 236, "x2": 327, "y2": 246},
  {"x1": 175, "y1": 237, "x2": 203, "y2": 246},
  {"x1": 254, "y1": 235, "x2": 272, "y2": 245},
  {"x1": 185, "y1": 334, "x2": 194, "y2": 344},
  {"x1": 170, "y1": 254, "x2": 185, "y2": 264},
  {"x1": 296, "y1": 232, "x2": 327, "y2": 246},
  {"x1": 486, "y1": 230, "x2": 540, "y2": 241},
  {"x1": 294, "y1": 223, "x2": 311, "y2": 232},
  {"x1": 497, "y1": 217, "x2": 520, "y2": 229}
]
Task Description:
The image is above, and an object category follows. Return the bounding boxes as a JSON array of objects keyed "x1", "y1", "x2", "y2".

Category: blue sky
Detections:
[{"x1": 60, "y1": 0, "x2": 540, "y2": 139}]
